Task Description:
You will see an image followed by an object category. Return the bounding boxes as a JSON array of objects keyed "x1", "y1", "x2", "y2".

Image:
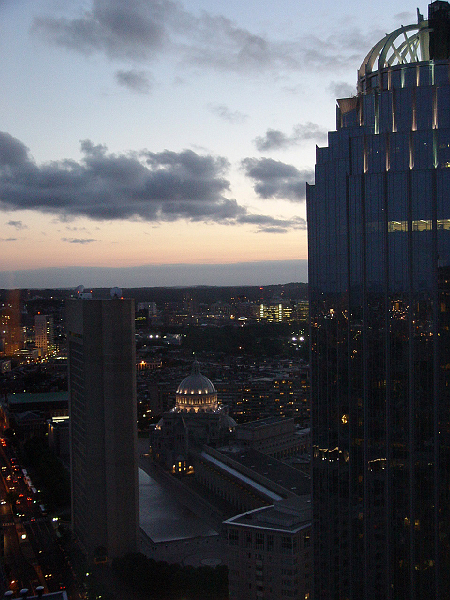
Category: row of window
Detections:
[{"x1": 227, "y1": 528, "x2": 309, "y2": 553}]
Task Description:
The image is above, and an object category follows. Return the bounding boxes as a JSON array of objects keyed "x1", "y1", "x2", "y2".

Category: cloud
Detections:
[
  {"x1": 6, "y1": 220, "x2": 27, "y2": 230},
  {"x1": 0, "y1": 132, "x2": 29, "y2": 166},
  {"x1": 207, "y1": 103, "x2": 248, "y2": 124},
  {"x1": 394, "y1": 11, "x2": 415, "y2": 23},
  {"x1": 254, "y1": 122, "x2": 327, "y2": 151},
  {"x1": 62, "y1": 238, "x2": 97, "y2": 244},
  {"x1": 0, "y1": 131, "x2": 302, "y2": 231},
  {"x1": 31, "y1": 0, "x2": 382, "y2": 76},
  {"x1": 241, "y1": 157, "x2": 314, "y2": 201},
  {"x1": 31, "y1": 0, "x2": 167, "y2": 61},
  {"x1": 237, "y1": 213, "x2": 306, "y2": 233},
  {"x1": 254, "y1": 129, "x2": 287, "y2": 151},
  {"x1": 31, "y1": 0, "x2": 300, "y2": 73},
  {"x1": 0, "y1": 131, "x2": 233, "y2": 222},
  {"x1": 328, "y1": 80, "x2": 355, "y2": 99},
  {"x1": 115, "y1": 69, "x2": 153, "y2": 93}
]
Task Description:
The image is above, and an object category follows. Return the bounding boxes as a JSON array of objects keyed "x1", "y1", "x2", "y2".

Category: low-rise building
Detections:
[
  {"x1": 235, "y1": 417, "x2": 309, "y2": 459},
  {"x1": 195, "y1": 446, "x2": 310, "y2": 514}
]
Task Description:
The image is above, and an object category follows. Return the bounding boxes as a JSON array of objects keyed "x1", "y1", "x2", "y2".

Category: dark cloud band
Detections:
[
  {"x1": 0, "y1": 132, "x2": 234, "y2": 222},
  {"x1": 0, "y1": 132, "x2": 304, "y2": 232},
  {"x1": 242, "y1": 157, "x2": 313, "y2": 202}
]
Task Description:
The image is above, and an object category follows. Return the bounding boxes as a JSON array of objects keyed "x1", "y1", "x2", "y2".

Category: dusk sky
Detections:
[{"x1": 0, "y1": 0, "x2": 421, "y2": 288}]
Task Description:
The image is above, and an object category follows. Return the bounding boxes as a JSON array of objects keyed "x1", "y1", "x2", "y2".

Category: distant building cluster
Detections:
[
  {"x1": 136, "y1": 297, "x2": 308, "y2": 326},
  {"x1": 0, "y1": 292, "x2": 64, "y2": 362}
]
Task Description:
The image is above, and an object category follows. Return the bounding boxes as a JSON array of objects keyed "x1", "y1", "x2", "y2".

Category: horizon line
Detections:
[{"x1": 0, "y1": 259, "x2": 309, "y2": 290}]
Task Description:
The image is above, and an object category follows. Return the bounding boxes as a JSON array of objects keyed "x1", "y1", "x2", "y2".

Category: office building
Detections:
[
  {"x1": 225, "y1": 496, "x2": 311, "y2": 600},
  {"x1": 258, "y1": 301, "x2": 293, "y2": 323},
  {"x1": 307, "y1": 3, "x2": 450, "y2": 599},
  {"x1": 66, "y1": 298, "x2": 138, "y2": 560},
  {"x1": 34, "y1": 314, "x2": 54, "y2": 354},
  {"x1": 0, "y1": 291, "x2": 23, "y2": 356}
]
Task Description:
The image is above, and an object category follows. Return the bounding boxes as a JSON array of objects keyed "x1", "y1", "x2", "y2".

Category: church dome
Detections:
[
  {"x1": 175, "y1": 360, "x2": 218, "y2": 412},
  {"x1": 176, "y1": 360, "x2": 216, "y2": 395}
]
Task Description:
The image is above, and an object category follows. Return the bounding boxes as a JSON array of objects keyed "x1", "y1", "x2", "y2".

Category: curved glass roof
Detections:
[{"x1": 359, "y1": 19, "x2": 431, "y2": 80}]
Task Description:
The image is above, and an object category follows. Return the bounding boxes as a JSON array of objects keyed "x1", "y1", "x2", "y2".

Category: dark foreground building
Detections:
[
  {"x1": 66, "y1": 298, "x2": 138, "y2": 560},
  {"x1": 307, "y1": 3, "x2": 450, "y2": 599}
]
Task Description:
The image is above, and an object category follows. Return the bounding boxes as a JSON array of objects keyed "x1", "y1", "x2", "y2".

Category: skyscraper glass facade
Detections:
[{"x1": 307, "y1": 3, "x2": 450, "y2": 599}]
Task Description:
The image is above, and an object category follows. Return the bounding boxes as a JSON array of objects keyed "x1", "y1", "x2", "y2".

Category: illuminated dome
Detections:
[{"x1": 175, "y1": 360, "x2": 218, "y2": 412}]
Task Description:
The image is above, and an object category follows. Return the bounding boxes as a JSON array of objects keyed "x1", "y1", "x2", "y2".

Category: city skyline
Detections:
[{"x1": 1, "y1": 0, "x2": 420, "y2": 288}]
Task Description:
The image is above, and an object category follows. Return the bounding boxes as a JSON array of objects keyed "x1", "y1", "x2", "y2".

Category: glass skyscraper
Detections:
[{"x1": 307, "y1": 3, "x2": 450, "y2": 599}]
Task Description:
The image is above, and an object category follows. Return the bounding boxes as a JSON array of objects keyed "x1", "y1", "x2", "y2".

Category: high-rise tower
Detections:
[
  {"x1": 66, "y1": 297, "x2": 138, "y2": 560},
  {"x1": 307, "y1": 3, "x2": 450, "y2": 599},
  {"x1": 34, "y1": 314, "x2": 54, "y2": 354}
]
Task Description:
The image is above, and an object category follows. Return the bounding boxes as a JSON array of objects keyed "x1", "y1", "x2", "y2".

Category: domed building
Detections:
[
  {"x1": 175, "y1": 360, "x2": 218, "y2": 413},
  {"x1": 150, "y1": 360, "x2": 235, "y2": 474}
]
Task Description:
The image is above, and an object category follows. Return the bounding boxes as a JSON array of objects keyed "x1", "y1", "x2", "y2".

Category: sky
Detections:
[{"x1": 0, "y1": 0, "x2": 422, "y2": 288}]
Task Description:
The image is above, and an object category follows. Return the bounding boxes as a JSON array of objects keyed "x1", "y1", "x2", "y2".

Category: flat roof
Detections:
[
  {"x1": 139, "y1": 469, "x2": 218, "y2": 543},
  {"x1": 207, "y1": 447, "x2": 311, "y2": 497},
  {"x1": 236, "y1": 416, "x2": 292, "y2": 430},
  {"x1": 7, "y1": 391, "x2": 69, "y2": 405},
  {"x1": 225, "y1": 496, "x2": 311, "y2": 533},
  {"x1": 200, "y1": 451, "x2": 283, "y2": 502}
]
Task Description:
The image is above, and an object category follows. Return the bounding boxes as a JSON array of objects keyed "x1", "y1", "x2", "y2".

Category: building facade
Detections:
[
  {"x1": 235, "y1": 417, "x2": 309, "y2": 459},
  {"x1": 34, "y1": 314, "x2": 54, "y2": 354},
  {"x1": 66, "y1": 298, "x2": 138, "y2": 560},
  {"x1": 225, "y1": 497, "x2": 311, "y2": 600},
  {"x1": 307, "y1": 3, "x2": 450, "y2": 599}
]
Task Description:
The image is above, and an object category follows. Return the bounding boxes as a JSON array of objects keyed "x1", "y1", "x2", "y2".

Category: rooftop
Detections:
[
  {"x1": 236, "y1": 416, "x2": 292, "y2": 430},
  {"x1": 207, "y1": 447, "x2": 310, "y2": 497},
  {"x1": 139, "y1": 468, "x2": 218, "y2": 543},
  {"x1": 6, "y1": 391, "x2": 68, "y2": 405},
  {"x1": 224, "y1": 495, "x2": 311, "y2": 533}
]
